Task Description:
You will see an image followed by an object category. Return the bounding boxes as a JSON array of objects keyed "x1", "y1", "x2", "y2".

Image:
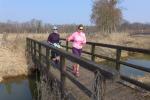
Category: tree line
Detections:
[
  {"x1": 0, "y1": 19, "x2": 97, "y2": 34},
  {"x1": 0, "y1": 19, "x2": 150, "y2": 34}
]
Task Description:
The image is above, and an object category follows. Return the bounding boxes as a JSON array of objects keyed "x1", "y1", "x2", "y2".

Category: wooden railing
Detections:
[
  {"x1": 60, "y1": 38, "x2": 150, "y2": 91},
  {"x1": 26, "y1": 38, "x2": 119, "y2": 99}
]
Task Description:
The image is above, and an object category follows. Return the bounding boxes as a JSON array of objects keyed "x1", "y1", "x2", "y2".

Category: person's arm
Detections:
[
  {"x1": 83, "y1": 34, "x2": 86, "y2": 44},
  {"x1": 58, "y1": 34, "x2": 61, "y2": 44},
  {"x1": 81, "y1": 33, "x2": 86, "y2": 45},
  {"x1": 47, "y1": 34, "x2": 52, "y2": 44},
  {"x1": 66, "y1": 32, "x2": 75, "y2": 41}
]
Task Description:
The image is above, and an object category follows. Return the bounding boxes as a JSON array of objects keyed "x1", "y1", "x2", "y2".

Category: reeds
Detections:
[{"x1": 35, "y1": 72, "x2": 61, "y2": 100}]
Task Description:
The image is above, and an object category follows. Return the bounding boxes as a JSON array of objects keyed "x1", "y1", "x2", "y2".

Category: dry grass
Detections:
[
  {"x1": 0, "y1": 32, "x2": 149, "y2": 82},
  {"x1": 0, "y1": 33, "x2": 49, "y2": 82},
  {"x1": 85, "y1": 32, "x2": 150, "y2": 60},
  {"x1": 86, "y1": 32, "x2": 150, "y2": 49}
]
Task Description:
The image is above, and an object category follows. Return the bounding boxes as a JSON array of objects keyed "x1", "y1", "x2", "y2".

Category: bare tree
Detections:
[{"x1": 91, "y1": 0, "x2": 122, "y2": 33}]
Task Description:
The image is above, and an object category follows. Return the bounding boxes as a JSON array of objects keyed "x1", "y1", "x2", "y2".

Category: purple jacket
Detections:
[{"x1": 47, "y1": 33, "x2": 60, "y2": 43}]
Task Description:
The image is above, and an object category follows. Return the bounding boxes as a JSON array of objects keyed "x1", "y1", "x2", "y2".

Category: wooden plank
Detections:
[
  {"x1": 121, "y1": 75, "x2": 150, "y2": 91},
  {"x1": 86, "y1": 42, "x2": 150, "y2": 54},
  {"x1": 60, "y1": 55, "x2": 66, "y2": 99},
  {"x1": 120, "y1": 61, "x2": 150, "y2": 73},
  {"x1": 116, "y1": 49, "x2": 121, "y2": 70},
  {"x1": 91, "y1": 44, "x2": 96, "y2": 61},
  {"x1": 64, "y1": 71, "x2": 92, "y2": 97}
]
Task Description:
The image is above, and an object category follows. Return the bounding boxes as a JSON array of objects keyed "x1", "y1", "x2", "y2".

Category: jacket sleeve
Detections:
[
  {"x1": 82, "y1": 34, "x2": 86, "y2": 44},
  {"x1": 67, "y1": 32, "x2": 75, "y2": 41},
  {"x1": 47, "y1": 34, "x2": 52, "y2": 43},
  {"x1": 58, "y1": 34, "x2": 60, "y2": 42}
]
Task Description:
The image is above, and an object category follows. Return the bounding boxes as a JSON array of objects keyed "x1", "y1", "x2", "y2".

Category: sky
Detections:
[
  {"x1": 121, "y1": 0, "x2": 150, "y2": 23},
  {"x1": 0, "y1": 0, "x2": 150, "y2": 25}
]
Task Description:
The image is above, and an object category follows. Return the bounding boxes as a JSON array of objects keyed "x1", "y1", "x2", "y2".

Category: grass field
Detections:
[{"x1": 0, "y1": 32, "x2": 149, "y2": 82}]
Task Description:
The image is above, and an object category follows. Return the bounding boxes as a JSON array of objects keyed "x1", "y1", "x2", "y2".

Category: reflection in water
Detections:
[
  {"x1": 5, "y1": 83, "x2": 12, "y2": 94},
  {"x1": 120, "y1": 59, "x2": 150, "y2": 77},
  {"x1": 99, "y1": 54, "x2": 150, "y2": 78},
  {"x1": 0, "y1": 76, "x2": 37, "y2": 100}
]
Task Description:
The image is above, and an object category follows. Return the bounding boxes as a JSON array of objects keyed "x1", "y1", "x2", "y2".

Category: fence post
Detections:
[
  {"x1": 26, "y1": 38, "x2": 29, "y2": 53},
  {"x1": 31, "y1": 41, "x2": 34, "y2": 58},
  {"x1": 33, "y1": 41, "x2": 37, "y2": 68},
  {"x1": 34, "y1": 41, "x2": 36, "y2": 58},
  {"x1": 66, "y1": 41, "x2": 69, "y2": 52},
  {"x1": 91, "y1": 44, "x2": 96, "y2": 61},
  {"x1": 29, "y1": 39, "x2": 32, "y2": 54},
  {"x1": 92, "y1": 70, "x2": 106, "y2": 100},
  {"x1": 38, "y1": 43, "x2": 41, "y2": 67},
  {"x1": 116, "y1": 49, "x2": 121, "y2": 71},
  {"x1": 60, "y1": 55, "x2": 66, "y2": 99},
  {"x1": 46, "y1": 47, "x2": 50, "y2": 69}
]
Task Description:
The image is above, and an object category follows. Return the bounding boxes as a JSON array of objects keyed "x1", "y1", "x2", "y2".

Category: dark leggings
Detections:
[{"x1": 72, "y1": 47, "x2": 82, "y2": 57}]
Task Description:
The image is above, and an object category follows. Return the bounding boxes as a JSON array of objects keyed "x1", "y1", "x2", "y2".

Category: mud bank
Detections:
[{"x1": 0, "y1": 47, "x2": 31, "y2": 82}]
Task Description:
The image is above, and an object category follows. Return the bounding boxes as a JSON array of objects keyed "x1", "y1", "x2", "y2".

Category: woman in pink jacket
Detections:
[{"x1": 66, "y1": 24, "x2": 86, "y2": 77}]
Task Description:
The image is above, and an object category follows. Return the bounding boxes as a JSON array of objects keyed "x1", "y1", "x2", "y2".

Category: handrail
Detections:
[
  {"x1": 60, "y1": 38, "x2": 150, "y2": 54},
  {"x1": 86, "y1": 42, "x2": 150, "y2": 54},
  {"x1": 60, "y1": 38, "x2": 150, "y2": 91},
  {"x1": 26, "y1": 38, "x2": 119, "y2": 99}
]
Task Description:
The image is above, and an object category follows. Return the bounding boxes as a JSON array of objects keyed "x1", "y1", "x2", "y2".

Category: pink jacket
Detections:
[{"x1": 67, "y1": 31, "x2": 86, "y2": 49}]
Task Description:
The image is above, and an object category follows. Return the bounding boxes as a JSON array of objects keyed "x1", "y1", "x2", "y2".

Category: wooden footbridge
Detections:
[{"x1": 26, "y1": 38, "x2": 150, "y2": 100}]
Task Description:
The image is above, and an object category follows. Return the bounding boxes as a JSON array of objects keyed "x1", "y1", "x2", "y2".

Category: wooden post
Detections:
[
  {"x1": 46, "y1": 47, "x2": 50, "y2": 69},
  {"x1": 60, "y1": 55, "x2": 66, "y2": 99},
  {"x1": 66, "y1": 41, "x2": 69, "y2": 52},
  {"x1": 93, "y1": 70, "x2": 106, "y2": 100},
  {"x1": 116, "y1": 49, "x2": 121, "y2": 71},
  {"x1": 26, "y1": 38, "x2": 28, "y2": 53},
  {"x1": 33, "y1": 41, "x2": 36, "y2": 68},
  {"x1": 91, "y1": 44, "x2": 96, "y2": 61},
  {"x1": 34, "y1": 41, "x2": 36, "y2": 58},
  {"x1": 31, "y1": 41, "x2": 33, "y2": 57},
  {"x1": 29, "y1": 39, "x2": 32, "y2": 54},
  {"x1": 38, "y1": 43, "x2": 41, "y2": 68}
]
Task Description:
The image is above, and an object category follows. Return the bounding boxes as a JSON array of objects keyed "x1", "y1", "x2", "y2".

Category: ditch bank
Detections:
[{"x1": 0, "y1": 47, "x2": 33, "y2": 82}]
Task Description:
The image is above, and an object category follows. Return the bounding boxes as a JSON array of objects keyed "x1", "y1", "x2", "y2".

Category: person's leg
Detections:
[
  {"x1": 55, "y1": 56, "x2": 59, "y2": 64},
  {"x1": 72, "y1": 47, "x2": 82, "y2": 77},
  {"x1": 51, "y1": 50, "x2": 58, "y2": 63},
  {"x1": 72, "y1": 64, "x2": 77, "y2": 74},
  {"x1": 51, "y1": 50, "x2": 55, "y2": 60},
  {"x1": 72, "y1": 48, "x2": 77, "y2": 74},
  {"x1": 75, "y1": 64, "x2": 79, "y2": 77},
  {"x1": 75, "y1": 49, "x2": 82, "y2": 77},
  {"x1": 55, "y1": 52, "x2": 60, "y2": 64}
]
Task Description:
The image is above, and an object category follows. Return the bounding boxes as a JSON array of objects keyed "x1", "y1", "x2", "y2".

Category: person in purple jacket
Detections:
[{"x1": 47, "y1": 26, "x2": 60, "y2": 64}]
